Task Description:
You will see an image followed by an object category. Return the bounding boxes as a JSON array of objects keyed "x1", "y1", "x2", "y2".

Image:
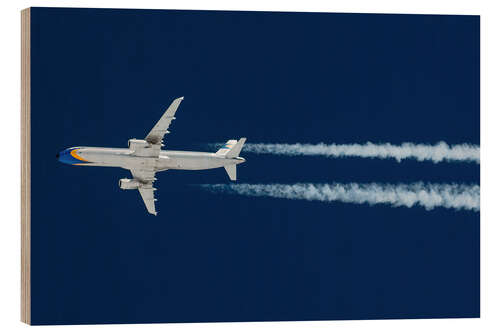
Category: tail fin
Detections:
[
  {"x1": 216, "y1": 139, "x2": 237, "y2": 156},
  {"x1": 216, "y1": 138, "x2": 246, "y2": 158}
]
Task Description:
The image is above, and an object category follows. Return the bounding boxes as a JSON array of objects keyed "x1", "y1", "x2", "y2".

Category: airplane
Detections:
[{"x1": 56, "y1": 97, "x2": 246, "y2": 215}]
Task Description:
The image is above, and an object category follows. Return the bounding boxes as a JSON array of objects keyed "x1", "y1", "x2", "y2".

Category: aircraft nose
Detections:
[{"x1": 56, "y1": 149, "x2": 68, "y2": 163}]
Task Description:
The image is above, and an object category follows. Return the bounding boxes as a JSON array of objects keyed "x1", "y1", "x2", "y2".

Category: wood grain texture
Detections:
[{"x1": 21, "y1": 7, "x2": 31, "y2": 325}]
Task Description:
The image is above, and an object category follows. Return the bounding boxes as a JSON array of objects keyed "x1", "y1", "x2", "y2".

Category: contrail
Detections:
[
  {"x1": 217, "y1": 142, "x2": 480, "y2": 164},
  {"x1": 199, "y1": 183, "x2": 480, "y2": 211}
]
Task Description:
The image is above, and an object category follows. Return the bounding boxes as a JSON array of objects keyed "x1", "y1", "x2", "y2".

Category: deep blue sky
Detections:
[{"x1": 30, "y1": 8, "x2": 479, "y2": 324}]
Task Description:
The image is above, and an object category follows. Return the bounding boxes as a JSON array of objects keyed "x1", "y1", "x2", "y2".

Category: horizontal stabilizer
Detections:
[{"x1": 224, "y1": 165, "x2": 237, "y2": 181}]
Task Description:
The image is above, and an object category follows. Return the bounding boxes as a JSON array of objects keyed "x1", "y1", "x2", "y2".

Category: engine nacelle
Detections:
[
  {"x1": 118, "y1": 178, "x2": 141, "y2": 190},
  {"x1": 128, "y1": 138, "x2": 150, "y2": 150}
]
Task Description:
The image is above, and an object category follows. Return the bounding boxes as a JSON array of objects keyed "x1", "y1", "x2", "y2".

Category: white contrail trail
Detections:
[
  {"x1": 199, "y1": 183, "x2": 480, "y2": 211},
  {"x1": 227, "y1": 142, "x2": 480, "y2": 163}
]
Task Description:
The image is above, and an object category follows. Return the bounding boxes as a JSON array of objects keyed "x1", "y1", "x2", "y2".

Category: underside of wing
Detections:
[
  {"x1": 126, "y1": 96, "x2": 183, "y2": 215},
  {"x1": 145, "y1": 96, "x2": 184, "y2": 146},
  {"x1": 131, "y1": 169, "x2": 156, "y2": 183},
  {"x1": 130, "y1": 169, "x2": 159, "y2": 215},
  {"x1": 138, "y1": 186, "x2": 157, "y2": 216}
]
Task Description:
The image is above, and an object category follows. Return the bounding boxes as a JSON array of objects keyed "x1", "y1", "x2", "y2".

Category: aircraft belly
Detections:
[
  {"x1": 122, "y1": 157, "x2": 159, "y2": 170},
  {"x1": 164, "y1": 156, "x2": 226, "y2": 170},
  {"x1": 77, "y1": 148, "x2": 132, "y2": 168},
  {"x1": 78, "y1": 153, "x2": 119, "y2": 167}
]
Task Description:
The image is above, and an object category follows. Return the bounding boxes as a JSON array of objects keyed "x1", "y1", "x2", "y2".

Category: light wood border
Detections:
[{"x1": 21, "y1": 7, "x2": 31, "y2": 325}]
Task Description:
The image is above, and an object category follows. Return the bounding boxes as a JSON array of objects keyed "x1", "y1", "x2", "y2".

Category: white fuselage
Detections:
[{"x1": 58, "y1": 146, "x2": 245, "y2": 171}]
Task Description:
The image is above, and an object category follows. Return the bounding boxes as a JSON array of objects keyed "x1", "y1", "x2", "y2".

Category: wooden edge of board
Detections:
[{"x1": 21, "y1": 7, "x2": 31, "y2": 325}]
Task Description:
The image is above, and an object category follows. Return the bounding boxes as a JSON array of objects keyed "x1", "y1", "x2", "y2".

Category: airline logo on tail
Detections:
[{"x1": 216, "y1": 138, "x2": 246, "y2": 158}]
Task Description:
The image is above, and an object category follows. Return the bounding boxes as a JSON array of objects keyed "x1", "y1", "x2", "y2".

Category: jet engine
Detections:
[
  {"x1": 118, "y1": 178, "x2": 141, "y2": 190},
  {"x1": 128, "y1": 139, "x2": 150, "y2": 150}
]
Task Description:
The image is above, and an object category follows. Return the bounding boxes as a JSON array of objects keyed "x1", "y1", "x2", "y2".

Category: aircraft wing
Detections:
[
  {"x1": 138, "y1": 187, "x2": 157, "y2": 216},
  {"x1": 131, "y1": 169, "x2": 158, "y2": 215},
  {"x1": 145, "y1": 97, "x2": 184, "y2": 145}
]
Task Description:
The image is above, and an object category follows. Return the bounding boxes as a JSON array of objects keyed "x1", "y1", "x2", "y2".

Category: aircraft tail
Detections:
[
  {"x1": 215, "y1": 138, "x2": 246, "y2": 158},
  {"x1": 216, "y1": 138, "x2": 246, "y2": 181}
]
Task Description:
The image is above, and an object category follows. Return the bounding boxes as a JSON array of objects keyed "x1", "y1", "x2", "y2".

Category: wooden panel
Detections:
[{"x1": 21, "y1": 7, "x2": 31, "y2": 325}]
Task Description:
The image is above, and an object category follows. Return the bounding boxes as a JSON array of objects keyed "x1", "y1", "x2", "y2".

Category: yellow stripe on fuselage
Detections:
[{"x1": 70, "y1": 149, "x2": 89, "y2": 162}]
